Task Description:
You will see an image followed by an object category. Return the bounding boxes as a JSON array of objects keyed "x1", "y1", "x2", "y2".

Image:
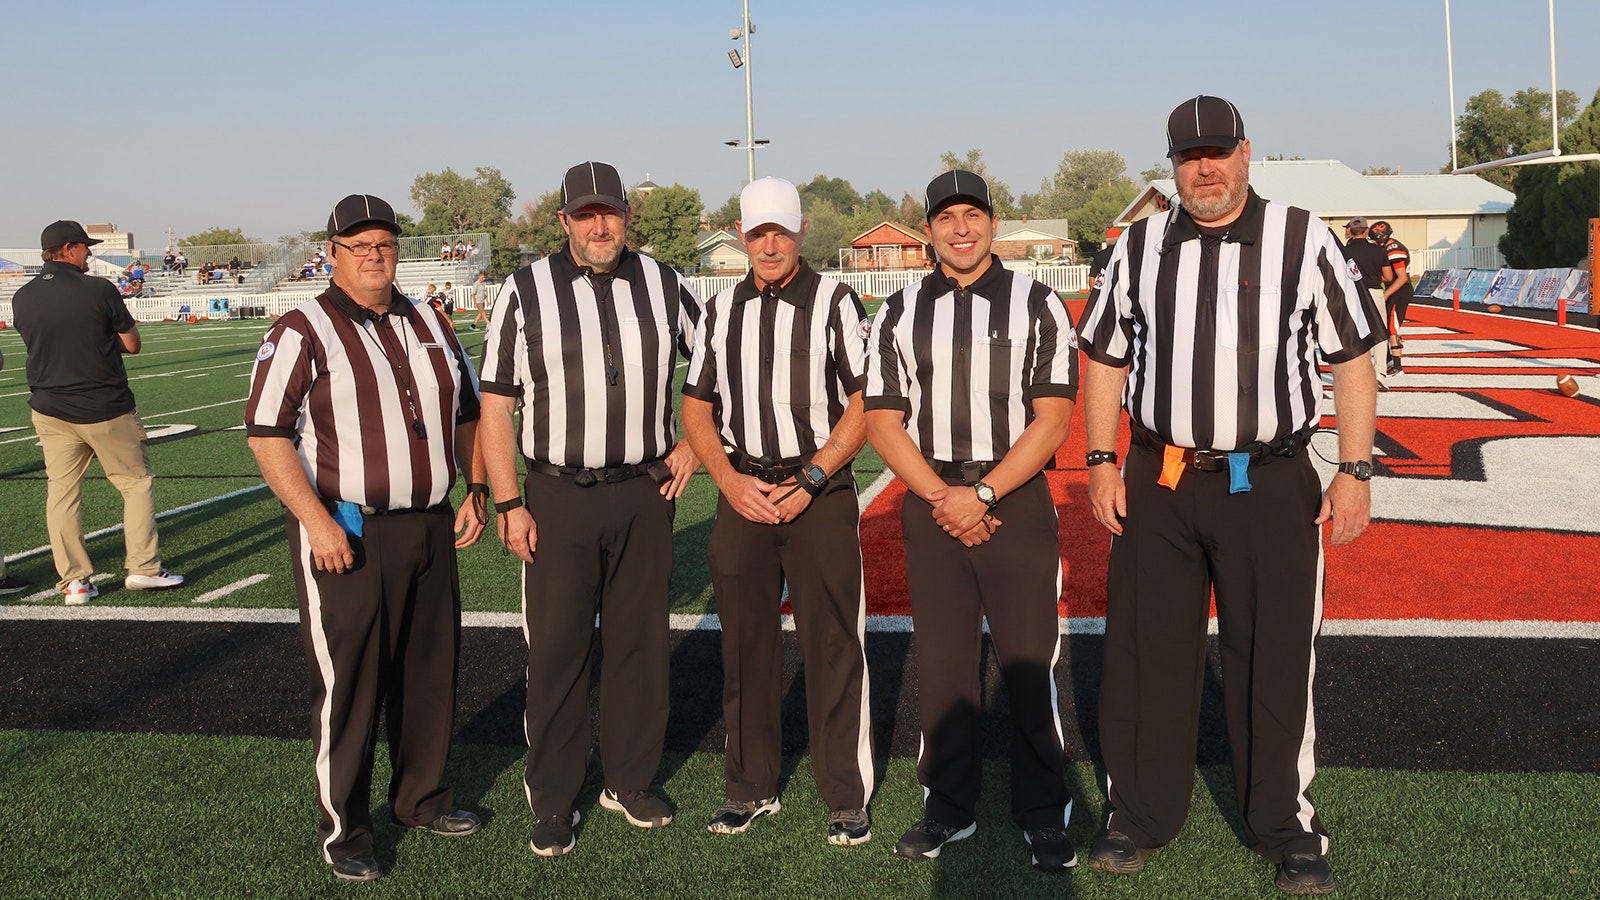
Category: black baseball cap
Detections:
[
  {"x1": 41, "y1": 220, "x2": 102, "y2": 250},
  {"x1": 924, "y1": 170, "x2": 993, "y2": 219},
  {"x1": 327, "y1": 194, "x2": 401, "y2": 237},
  {"x1": 1166, "y1": 95, "x2": 1246, "y2": 157},
  {"x1": 560, "y1": 161, "x2": 628, "y2": 215}
]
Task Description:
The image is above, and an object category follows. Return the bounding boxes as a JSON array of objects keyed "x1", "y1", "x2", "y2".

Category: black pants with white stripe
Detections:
[
  {"x1": 520, "y1": 472, "x2": 673, "y2": 819},
  {"x1": 287, "y1": 505, "x2": 462, "y2": 864},
  {"x1": 901, "y1": 472, "x2": 1072, "y2": 830},
  {"x1": 709, "y1": 472, "x2": 873, "y2": 811},
  {"x1": 1100, "y1": 445, "x2": 1328, "y2": 863}
]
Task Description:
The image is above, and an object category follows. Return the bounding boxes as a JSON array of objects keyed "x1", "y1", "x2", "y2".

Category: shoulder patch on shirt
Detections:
[
  {"x1": 1092, "y1": 272, "x2": 1105, "y2": 291},
  {"x1": 256, "y1": 340, "x2": 276, "y2": 362},
  {"x1": 858, "y1": 319, "x2": 871, "y2": 341},
  {"x1": 1345, "y1": 258, "x2": 1363, "y2": 284},
  {"x1": 1065, "y1": 326, "x2": 1080, "y2": 349}
]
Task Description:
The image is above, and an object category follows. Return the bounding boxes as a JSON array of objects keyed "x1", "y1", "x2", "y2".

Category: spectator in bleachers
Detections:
[
  {"x1": 440, "y1": 241, "x2": 452, "y2": 262},
  {"x1": 163, "y1": 250, "x2": 176, "y2": 271},
  {"x1": 117, "y1": 273, "x2": 133, "y2": 296},
  {"x1": 453, "y1": 241, "x2": 466, "y2": 261},
  {"x1": 228, "y1": 256, "x2": 241, "y2": 278},
  {"x1": 465, "y1": 240, "x2": 478, "y2": 260},
  {"x1": 173, "y1": 250, "x2": 187, "y2": 274}
]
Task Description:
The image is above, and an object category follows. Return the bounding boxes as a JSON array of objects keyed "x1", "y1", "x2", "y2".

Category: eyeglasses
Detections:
[{"x1": 330, "y1": 239, "x2": 401, "y2": 258}]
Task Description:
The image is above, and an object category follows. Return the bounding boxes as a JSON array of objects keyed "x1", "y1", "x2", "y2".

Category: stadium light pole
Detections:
[{"x1": 726, "y1": 0, "x2": 765, "y2": 184}]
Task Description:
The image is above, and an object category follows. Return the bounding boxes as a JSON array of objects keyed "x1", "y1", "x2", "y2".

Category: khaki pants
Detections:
[
  {"x1": 1366, "y1": 288, "x2": 1389, "y2": 383},
  {"x1": 31, "y1": 410, "x2": 162, "y2": 591}
]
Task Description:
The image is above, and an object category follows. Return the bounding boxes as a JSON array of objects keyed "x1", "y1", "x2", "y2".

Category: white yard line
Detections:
[
  {"x1": 190, "y1": 574, "x2": 271, "y2": 603},
  {"x1": 2, "y1": 603, "x2": 1594, "y2": 639},
  {"x1": 3, "y1": 484, "x2": 270, "y2": 565},
  {"x1": 142, "y1": 398, "x2": 246, "y2": 419},
  {"x1": 857, "y1": 467, "x2": 896, "y2": 511}
]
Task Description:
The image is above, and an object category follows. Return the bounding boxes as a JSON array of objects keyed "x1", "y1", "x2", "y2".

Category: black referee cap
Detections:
[
  {"x1": 40, "y1": 220, "x2": 102, "y2": 250},
  {"x1": 924, "y1": 170, "x2": 993, "y2": 220},
  {"x1": 327, "y1": 194, "x2": 401, "y2": 237},
  {"x1": 560, "y1": 161, "x2": 628, "y2": 215},
  {"x1": 1166, "y1": 95, "x2": 1246, "y2": 157}
]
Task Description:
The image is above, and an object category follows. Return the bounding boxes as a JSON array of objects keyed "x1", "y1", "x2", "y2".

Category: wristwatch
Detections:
[
  {"x1": 799, "y1": 463, "x2": 828, "y2": 497},
  {"x1": 973, "y1": 481, "x2": 999, "y2": 510},
  {"x1": 1086, "y1": 449, "x2": 1119, "y2": 467},
  {"x1": 1337, "y1": 460, "x2": 1373, "y2": 481}
]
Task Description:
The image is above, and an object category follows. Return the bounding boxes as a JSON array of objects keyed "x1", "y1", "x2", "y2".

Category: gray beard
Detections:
[{"x1": 1179, "y1": 180, "x2": 1248, "y2": 223}]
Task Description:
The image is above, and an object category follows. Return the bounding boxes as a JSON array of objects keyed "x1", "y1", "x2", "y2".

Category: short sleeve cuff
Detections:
[
  {"x1": 863, "y1": 395, "x2": 910, "y2": 413},
  {"x1": 1080, "y1": 345, "x2": 1131, "y2": 368},
  {"x1": 1024, "y1": 383, "x2": 1078, "y2": 402},
  {"x1": 244, "y1": 424, "x2": 297, "y2": 439},
  {"x1": 479, "y1": 380, "x2": 520, "y2": 397}
]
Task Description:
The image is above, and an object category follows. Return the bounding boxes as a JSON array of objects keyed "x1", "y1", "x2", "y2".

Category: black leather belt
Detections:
[
  {"x1": 925, "y1": 458, "x2": 1001, "y2": 485},
  {"x1": 322, "y1": 499, "x2": 448, "y2": 516},
  {"x1": 1128, "y1": 421, "x2": 1312, "y2": 472},
  {"x1": 728, "y1": 448, "x2": 813, "y2": 485},
  {"x1": 525, "y1": 456, "x2": 664, "y2": 487}
]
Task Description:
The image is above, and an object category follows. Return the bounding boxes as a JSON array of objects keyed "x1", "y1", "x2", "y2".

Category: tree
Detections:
[
  {"x1": 180, "y1": 226, "x2": 255, "y2": 246},
  {"x1": 1499, "y1": 88, "x2": 1600, "y2": 268},
  {"x1": 707, "y1": 193, "x2": 741, "y2": 231},
  {"x1": 1361, "y1": 166, "x2": 1399, "y2": 176},
  {"x1": 1447, "y1": 87, "x2": 1580, "y2": 189},
  {"x1": 1139, "y1": 164, "x2": 1171, "y2": 184},
  {"x1": 939, "y1": 149, "x2": 1019, "y2": 217},
  {"x1": 896, "y1": 192, "x2": 925, "y2": 227},
  {"x1": 627, "y1": 183, "x2": 703, "y2": 270},
  {"x1": 796, "y1": 175, "x2": 863, "y2": 217},
  {"x1": 797, "y1": 199, "x2": 852, "y2": 270},
  {"x1": 1031, "y1": 149, "x2": 1129, "y2": 219},
  {"x1": 409, "y1": 166, "x2": 515, "y2": 236},
  {"x1": 1071, "y1": 179, "x2": 1140, "y2": 244},
  {"x1": 494, "y1": 191, "x2": 566, "y2": 278}
]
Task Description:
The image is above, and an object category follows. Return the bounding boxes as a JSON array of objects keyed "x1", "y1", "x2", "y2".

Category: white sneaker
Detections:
[
  {"x1": 63, "y1": 580, "x2": 99, "y2": 605},
  {"x1": 125, "y1": 569, "x2": 184, "y2": 590}
]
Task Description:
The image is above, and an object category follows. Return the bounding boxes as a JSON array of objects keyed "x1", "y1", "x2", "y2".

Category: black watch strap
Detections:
[
  {"x1": 1086, "y1": 449, "x2": 1119, "y2": 467},
  {"x1": 466, "y1": 482, "x2": 490, "y2": 497},
  {"x1": 494, "y1": 496, "x2": 524, "y2": 514},
  {"x1": 799, "y1": 463, "x2": 827, "y2": 497}
]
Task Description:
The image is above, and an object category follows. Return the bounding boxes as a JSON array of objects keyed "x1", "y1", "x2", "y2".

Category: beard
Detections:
[
  {"x1": 1178, "y1": 176, "x2": 1248, "y2": 223},
  {"x1": 571, "y1": 236, "x2": 624, "y2": 272}
]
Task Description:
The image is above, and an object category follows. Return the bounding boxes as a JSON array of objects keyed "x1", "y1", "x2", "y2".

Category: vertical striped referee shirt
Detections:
[
  {"x1": 478, "y1": 245, "x2": 702, "y2": 468},
  {"x1": 1079, "y1": 188, "x2": 1385, "y2": 451},
  {"x1": 864, "y1": 257, "x2": 1080, "y2": 463},
  {"x1": 683, "y1": 261, "x2": 868, "y2": 459},
  {"x1": 244, "y1": 285, "x2": 482, "y2": 510}
]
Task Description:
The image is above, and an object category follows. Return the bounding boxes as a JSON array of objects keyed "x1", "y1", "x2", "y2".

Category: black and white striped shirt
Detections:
[
  {"x1": 864, "y1": 258, "x2": 1079, "y2": 462},
  {"x1": 478, "y1": 245, "x2": 702, "y2": 468},
  {"x1": 1079, "y1": 188, "x2": 1384, "y2": 451},
  {"x1": 683, "y1": 262, "x2": 868, "y2": 459},
  {"x1": 244, "y1": 285, "x2": 481, "y2": 510}
]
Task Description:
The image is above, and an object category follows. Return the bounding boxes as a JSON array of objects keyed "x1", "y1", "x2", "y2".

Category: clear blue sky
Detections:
[{"x1": 3, "y1": 0, "x2": 1597, "y2": 249}]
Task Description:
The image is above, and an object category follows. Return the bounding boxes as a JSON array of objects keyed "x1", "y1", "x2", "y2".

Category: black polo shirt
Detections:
[{"x1": 12, "y1": 261, "x2": 139, "y2": 424}]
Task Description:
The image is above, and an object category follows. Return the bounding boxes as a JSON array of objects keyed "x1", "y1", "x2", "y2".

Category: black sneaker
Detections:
[
  {"x1": 827, "y1": 808, "x2": 871, "y2": 846},
  {"x1": 600, "y1": 788, "x2": 672, "y2": 828},
  {"x1": 331, "y1": 851, "x2": 383, "y2": 882},
  {"x1": 1276, "y1": 852, "x2": 1337, "y2": 894},
  {"x1": 707, "y1": 796, "x2": 780, "y2": 834},
  {"x1": 1024, "y1": 826, "x2": 1077, "y2": 871},
  {"x1": 529, "y1": 810, "x2": 580, "y2": 857},
  {"x1": 893, "y1": 817, "x2": 976, "y2": 860},
  {"x1": 390, "y1": 808, "x2": 481, "y2": 836},
  {"x1": 1088, "y1": 830, "x2": 1154, "y2": 874},
  {"x1": 0, "y1": 575, "x2": 28, "y2": 595},
  {"x1": 1386, "y1": 363, "x2": 1403, "y2": 376}
]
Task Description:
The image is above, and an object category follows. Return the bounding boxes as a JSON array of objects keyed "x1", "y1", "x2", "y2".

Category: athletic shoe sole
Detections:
[
  {"x1": 895, "y1": 822, "x2": 976, "y2": 860},
  {"x1": 529, "y1": 810, "x2": 580, "y2": 858},
  {"x1": 707, "y1": 798, "x2": 781, "y2": 835}
]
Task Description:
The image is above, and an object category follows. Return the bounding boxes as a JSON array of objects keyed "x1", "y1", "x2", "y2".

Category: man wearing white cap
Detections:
[{"x1": 682, "y1": 176, "x2": 875, "y2": 845}]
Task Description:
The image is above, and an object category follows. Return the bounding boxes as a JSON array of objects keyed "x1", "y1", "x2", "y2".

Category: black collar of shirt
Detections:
[
  {"x1": 928, "y1": 254, "x2": 1008, "y2": 298},
  {"x1": 1162, "y1": 186, "x2": 1266, "y2": 250},
  {"x1": 40, "y1": 261, "x2": 85, "y2": 278},
  {"x1": 551, "y1": 241, "x2": 643, "y2": 285},
  {"x1": 732, "y1": 259, "x2": 818, "y2": 307},
  {"x1": 322, "y1": 282, "x2": 413, "y2": 324}
]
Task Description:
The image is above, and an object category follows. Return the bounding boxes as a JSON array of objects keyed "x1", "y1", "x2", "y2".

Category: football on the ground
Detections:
[
  {"x1": 1556, "y1": 374, "x2": 1580, "y2": 397},
  {"x1": 1487, "y1": 304, "x2": 1503, "y2": 313}
]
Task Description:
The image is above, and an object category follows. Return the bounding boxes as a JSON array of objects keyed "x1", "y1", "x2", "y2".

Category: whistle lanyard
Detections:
[{"x1": 360, "y1": 313, "x2": 427, "y2": 440}]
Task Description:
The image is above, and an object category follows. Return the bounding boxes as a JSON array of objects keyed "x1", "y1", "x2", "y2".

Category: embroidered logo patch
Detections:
[
  {"x1": 256, "y1": 340, "x2": 276, "y2": 362},
  {"x1": 1345, "y1": 258, "x2": 1363, "y2": 284},
  {"x1": 858, "y1": 320, "x2": 872, "y2": 341},
  {"x1": 1092, "y1": 272, "x2": 1106, "y2": 291}
]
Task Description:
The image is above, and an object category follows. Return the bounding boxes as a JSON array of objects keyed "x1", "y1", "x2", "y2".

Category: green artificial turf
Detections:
[{"x1": 1, "y1": 729, "x2": 1594, "y2": 899}]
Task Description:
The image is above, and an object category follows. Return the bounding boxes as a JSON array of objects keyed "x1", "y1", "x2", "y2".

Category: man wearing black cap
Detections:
[
  {"x1": 13, "y1": 220, "x2": 184, "y2": 604},
  {"x1": 1079, "y1": 96, "x2": 1382, "y2": 894},
  {"x1": 864, "y1": 170, "x2": 1080, "y2": 871},
  {"x1": 244, "y1": 194, "x2": 487, "y2": 883},
  {"x1": 478, "y1": 161, "x2": 703, "y2": 857}
]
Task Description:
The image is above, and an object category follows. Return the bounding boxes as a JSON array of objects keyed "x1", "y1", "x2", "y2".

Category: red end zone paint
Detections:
[{"x1": 859, "y1": 305, "x2": 1600, "y2": 623}]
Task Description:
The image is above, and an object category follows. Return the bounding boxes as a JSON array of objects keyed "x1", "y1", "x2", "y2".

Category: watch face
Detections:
[
  {"x1": 805, "y1": 464, "x2": 826, "y2": 485},
  {"x1": 975, "y1": 483, "x2": 997, "y2": 506}
]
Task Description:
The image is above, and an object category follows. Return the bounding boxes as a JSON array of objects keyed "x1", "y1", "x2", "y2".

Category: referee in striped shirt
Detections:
[
  {"x1": 477, "y1": 161, "x2": 703, "y2": 857},
  {"x1": 245, "y1": 194, "x2": 486, "y2": 883},
  {"x1": 864, "y1": 170, "x2": 1080, "y2": 871},
  {"x1": 681, "y1": 176, "x2": 875, "y2": 846},
  {"x1": 1078, "y1": 96, "x2": 1382, "y2": 895}
]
